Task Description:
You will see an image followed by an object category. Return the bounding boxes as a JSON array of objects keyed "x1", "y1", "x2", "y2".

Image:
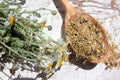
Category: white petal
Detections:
[{"x1": 4, "y1": 21, "x2": 10, "y2": 27}]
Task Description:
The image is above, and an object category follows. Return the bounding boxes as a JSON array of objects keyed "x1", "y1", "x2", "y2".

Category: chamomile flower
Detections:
[
  {"x1": 4, "y1": 11, "x2": 15, "y2": 27},
  {"x1": 9, "y1": 16, "x2": 15, "y2": 26}
]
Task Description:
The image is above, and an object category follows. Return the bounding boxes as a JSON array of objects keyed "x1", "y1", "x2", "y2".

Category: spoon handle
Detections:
[{"x1": 60, "y1": 0, "x2": 74, "y2": 12}]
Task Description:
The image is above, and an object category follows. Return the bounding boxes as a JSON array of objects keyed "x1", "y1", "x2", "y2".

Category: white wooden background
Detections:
[{"x1": 0, "y1": 0, "x2": 120, "y2": 80}]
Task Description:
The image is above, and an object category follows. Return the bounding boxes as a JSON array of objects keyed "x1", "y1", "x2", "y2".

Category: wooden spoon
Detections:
[{"x1": 59, "y1": 0, "x2": 110, "y2": 63}]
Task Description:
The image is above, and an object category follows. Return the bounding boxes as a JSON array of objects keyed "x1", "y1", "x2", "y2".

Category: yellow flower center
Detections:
[
  {"x1": 40, "y1": 21, "x2": 46, "y2": 28},
  {"x1": 57, "y1": 46, "x2": 62, "y2": 53},
  {"x1": 9, "y1": 16, "x2": 15, "y2": 26},
  {"x1": 48, "y1": 62, "x2": 53, "y2": 69},
  {"x1": 58, "y1": 57, "x2": 63, "y2": 67}
]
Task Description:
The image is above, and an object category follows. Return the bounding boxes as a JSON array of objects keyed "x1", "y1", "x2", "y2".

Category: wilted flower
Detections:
[
  {"x1": 47, "y1": 25, "x2": 52, "y2": 31},
  {"x1": 51, "y1": 10, "x2": 57, "y2": 15}
]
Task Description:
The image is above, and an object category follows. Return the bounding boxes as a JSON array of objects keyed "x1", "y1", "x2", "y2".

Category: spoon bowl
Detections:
[{"x1": 60, "y1": 0, "x2": 110, "y2": 63}]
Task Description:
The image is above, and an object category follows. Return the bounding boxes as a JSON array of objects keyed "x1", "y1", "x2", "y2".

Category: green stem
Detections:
[
  {"x1": 16, "y1": 22, "x2": 44, "y2": 40},
  {"x1": 0, "y1": 17, "x2": 7, "y2": 21},
  {"x1": 17, "y1": 48, "x2": 37, "y2": 58},
  {"x1": 0, "y1": 42, "x2": 35, "y2": 62},
  {"x1": 27, "y1": 41, "x2": 50, "y2": 47}
]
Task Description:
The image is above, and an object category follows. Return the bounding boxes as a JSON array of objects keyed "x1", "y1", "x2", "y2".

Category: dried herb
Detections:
[
  {"x1": 69, "y1": 0, "x2": 120, "y2": 69},
  {"x1": 66, "y1": 14, "x2": 105, "y2": 61},
  {"x1": 104, "y1": 42, "x2": 120, "y2": 69}
]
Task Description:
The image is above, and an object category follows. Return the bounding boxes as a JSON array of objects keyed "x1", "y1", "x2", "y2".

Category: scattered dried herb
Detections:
[{"x1": 104, "y1": 42, "x2": 120, "y2": 69}]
